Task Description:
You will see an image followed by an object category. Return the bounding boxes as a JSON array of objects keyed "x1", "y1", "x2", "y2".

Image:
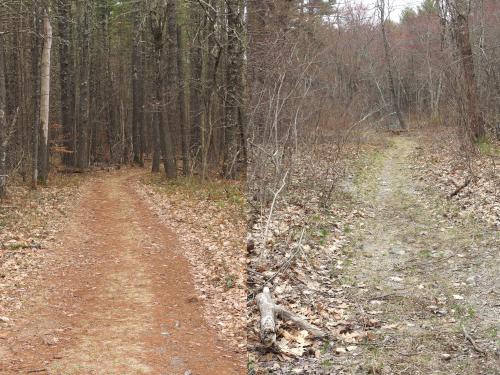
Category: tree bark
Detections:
[
  {"x1": 177, "y1": 22, "x2": 189, "y2": 176},
  {"x1": 149, "y1": 2, "x2": 176, "y2": 178},
  {"x1": 163, "y1": 0, "x2": 178, "y2": 179},
  {"x1": 132, "y1": 9, "x2": 145, "y2": 166},
  {"x1": 188, "y1": 2, "x2": 203, "y2": 169},
  {"x1": 31, "y1": 13, "x2": 42, "y2": 189},
  {"x1": 450, "y1": 0, "x2": 486, "y2": 141},
  {"x1": 224, "y1": 0, "x2": 246, "y2": 178},
  {"x1": 39, "y1": 11, "x2": 52, "y2": 184},
  {"x1": 0, "y1": 34, "x2": 7, "y2": 197},
  {"x1": 77, "y1": 1, "x2": 91, "y2": 170},
  {"x1": 57, "y1": 0, "x2": 75, "y2": 166}
]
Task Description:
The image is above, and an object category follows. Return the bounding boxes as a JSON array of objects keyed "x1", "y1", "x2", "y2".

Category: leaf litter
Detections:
[{"x1": 137, "y1": 176, "x2": 247, "y2": 354}]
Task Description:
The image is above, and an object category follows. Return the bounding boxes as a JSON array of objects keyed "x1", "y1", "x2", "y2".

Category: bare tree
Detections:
[
  {"x1": 377, "y1": 0, "x2": 407, "y2": 130},
  {"x1": 445, "y1": 0, "x2": 486, "y2": 141}
]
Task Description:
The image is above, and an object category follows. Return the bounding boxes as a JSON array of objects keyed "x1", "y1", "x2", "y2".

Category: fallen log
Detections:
[{"x1": 256, "y1": 287, "x2": 327, "y2": 347}]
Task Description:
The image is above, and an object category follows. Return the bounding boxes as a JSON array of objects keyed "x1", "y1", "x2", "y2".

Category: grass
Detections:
[
  {"x1": 476, "y1": 137, "x2": 500, "y2": 156},
  {"x1": 321, "y1": 359, "x2": 334, "y2": 369},
  {"x1": 144, "y1": 174, "x2": 245, "y2": 209}
]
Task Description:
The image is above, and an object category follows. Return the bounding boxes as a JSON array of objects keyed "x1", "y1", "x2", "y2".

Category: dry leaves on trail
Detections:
[
  {"x1": 247, "y1": 143, "x2": 375, "y2": 373},
  {"x1": 411, "y1": 130, "x2": 499, "y2": 228},
  {"x1": 0, "y1": 176, "x2": 84, "y2": 315},
  {"x1": 137, "y1": 177, "x2": 246, "y2": 353}
]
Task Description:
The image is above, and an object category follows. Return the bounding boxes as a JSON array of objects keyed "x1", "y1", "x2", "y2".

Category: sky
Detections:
[{"x1": 356, "y1": 0, "x2": 424, "y2": 21}]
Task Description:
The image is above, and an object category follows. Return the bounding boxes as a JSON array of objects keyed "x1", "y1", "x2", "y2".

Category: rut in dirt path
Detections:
[
  {"x1": 1, "y1": 170, "x2": 244, "y2": 375},
  {"x1": 343, "y1": 137, "x2": 499, "y2": 374}
]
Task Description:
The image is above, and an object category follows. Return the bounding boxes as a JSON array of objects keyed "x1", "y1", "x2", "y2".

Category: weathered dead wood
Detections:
[
  {"x1": 462, "y1": 326, "x2": 486, "y2": 355},
  {"x1": 256, "y1": 287, "x2": 327, "y2": 347},
  {"x1": 448, "y1": 175, "x2": 472, "y2": 199}
]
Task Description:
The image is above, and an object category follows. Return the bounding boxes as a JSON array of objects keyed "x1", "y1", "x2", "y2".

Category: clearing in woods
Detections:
[
  {"x1": 1, "y1": 170, "x2": 244, "y2": 374},
  {"x1": 338, "y1": 136, "x2": 499, "y2": 374}
]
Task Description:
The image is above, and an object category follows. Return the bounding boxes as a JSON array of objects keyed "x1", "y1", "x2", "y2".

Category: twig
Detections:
[
  {"x1": 448, "y1": 175, "x2": 472, "y2": 199},
  {"x1": 260, "y1": 227, "x2": 306, "y2": 290},
  {"x1": 462, "y1": 325, "x2": 486, "y2": 355},
  {"x1": 259, "y1": 170, "x2": 289, "y2": 261}
]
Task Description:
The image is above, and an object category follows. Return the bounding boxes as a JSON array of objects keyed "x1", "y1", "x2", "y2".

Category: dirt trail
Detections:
[
  {"x1": 1, "y1": 170, "x2": 244, "y2": 374},
  {"x1": 343, "y1": 137, "x2": 499, "y2": 374}
]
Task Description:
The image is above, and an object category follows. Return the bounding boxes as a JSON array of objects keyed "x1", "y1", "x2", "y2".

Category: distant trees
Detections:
[
  {"x1": 377, "y1": 0, "x2": 407, "y2": 131},
  {"x1": 0, "y1": 0, "x2": 248, "y2": 195},
  {"x1": 0, "y1": 0, "x2": 497, "y2": 196}
]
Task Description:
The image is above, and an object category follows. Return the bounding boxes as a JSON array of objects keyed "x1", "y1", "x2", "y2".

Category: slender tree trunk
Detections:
[
  {"x1": 39, "y1": 11, "x2": 52, "y2": 184},
  {"x1": 189, "y1": 2, "x2": 203, "y2": 169},
  {"x1": 0, "y1": 34, "x2": 7, "y2": 198},
  {"x1": 177, "y1": 22, "x2": 189, "y2": 176},
  {"x1": 132, "y1": 10, "x2": 145, "y2": 166},
  {"x1": 31, "y1": 13, "x2": 41, "y2": 188},
  {"x1": 149, "y1": 4, "x2": 176, "y2": 178},
  {"x1": 163, "y1": 0, "x2": 178, "y2": 179},
  {"x1": 77, "y1": 2, "x2": 91, "y2": 169},
  {"x1": 57, "y1": 0, "x2": 75, "y2": 166},
  {"x1": 201, "y1": 0, "x2": 218, "y2": 180}
]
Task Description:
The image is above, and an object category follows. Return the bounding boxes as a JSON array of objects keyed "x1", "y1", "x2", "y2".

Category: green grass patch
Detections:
[
  {"x1": 476, "y1": 137, "x2": 500, "y2": 156},
  {"x1": 145, "y1": 174, "x2": 245, "y2": 208}
]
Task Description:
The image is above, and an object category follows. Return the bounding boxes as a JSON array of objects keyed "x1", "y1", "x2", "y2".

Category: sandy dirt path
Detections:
[{"x1": 1, "y1": 170, "x2": 244, "y2": 374}]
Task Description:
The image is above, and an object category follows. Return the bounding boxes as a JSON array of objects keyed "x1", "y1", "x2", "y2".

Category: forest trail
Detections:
[
  {"x1": 1, "y1": 170, "x2": 243, "y2": 374},
  {"x1": 343, "y1": 136, "x2": 499, "y2": 374}
]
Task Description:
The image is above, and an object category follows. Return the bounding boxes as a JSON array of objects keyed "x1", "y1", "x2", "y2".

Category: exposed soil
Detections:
[
  {"x1": 341, "y1": 136, "x2": 499, "y2": 374},
  {"x1": 248, "y1": 134, "x2": 498, "y2": 374},
  {"x1": 0, "y1": 169, "x2": 244, "y2": 374}
]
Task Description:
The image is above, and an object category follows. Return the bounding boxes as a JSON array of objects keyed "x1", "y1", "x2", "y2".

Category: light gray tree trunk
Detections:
[
  {"x1": 39, "y1": 11, "x2": 52, "y2": 184},
  {"x1": 0, "y1": 34, "x2": 7, "y2": 197}
]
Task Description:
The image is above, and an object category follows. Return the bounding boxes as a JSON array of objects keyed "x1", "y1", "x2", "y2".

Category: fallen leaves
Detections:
[
  {"x1": 247, "y1": 143, "x2": 368, "y2": 373},
  {"x1": 0, "y1": 176, "x2": 84, "y2": 316},
  {"x1": 137, "y1": 177, "x2": 246, "y2": 354}
]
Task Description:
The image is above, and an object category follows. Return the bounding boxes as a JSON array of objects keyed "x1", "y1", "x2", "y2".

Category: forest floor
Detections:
[
  {"x1": 248, "y1": 131, "x2": 499, "y2": 374},
  {"x1": 0, "y1": 169, "x2": 245, "y2": 374}
]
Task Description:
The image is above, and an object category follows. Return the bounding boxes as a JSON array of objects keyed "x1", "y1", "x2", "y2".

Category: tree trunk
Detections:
[
  {"x1": 77, "y1": 2, "x2": 91, "y2": 170},
  {"x1": 0, "y1": 34, "x2": 7, "y2": 198},
  {"x1": 189, "y1": 2, "x2": 203, "y2": 169},
  {"x1": 57, "y1": 0, "x2": 75, "y2": 166},
  {"x1": 39, "y1": 11, "x2": 52, "y2": 184},
  {"x1": 451, "y1": 0, "x2": 486, "y2": 141},
  {"x1": 132, "y1": 10, "x2": 145, "y2": 166},
  {"x1": 163, "y1": 0, "x2": 178, "y2": 179},
  {"x1": 177, "y1": 22, "x2": 189, "y2": 176},
  {"x1": 224, "y1": 0, "x2": 246, "y2": 178},
  {"x1": 149, "y1": 4, "x2": 176, "y2": 178},
  {"x1": 31, "y1": 14, "x2": 41, "y2": 188}
]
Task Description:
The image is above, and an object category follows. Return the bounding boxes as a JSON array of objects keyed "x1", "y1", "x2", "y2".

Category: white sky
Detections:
[{"x1": 355, "y1": 0, "x2": 423, "y2": 21}]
